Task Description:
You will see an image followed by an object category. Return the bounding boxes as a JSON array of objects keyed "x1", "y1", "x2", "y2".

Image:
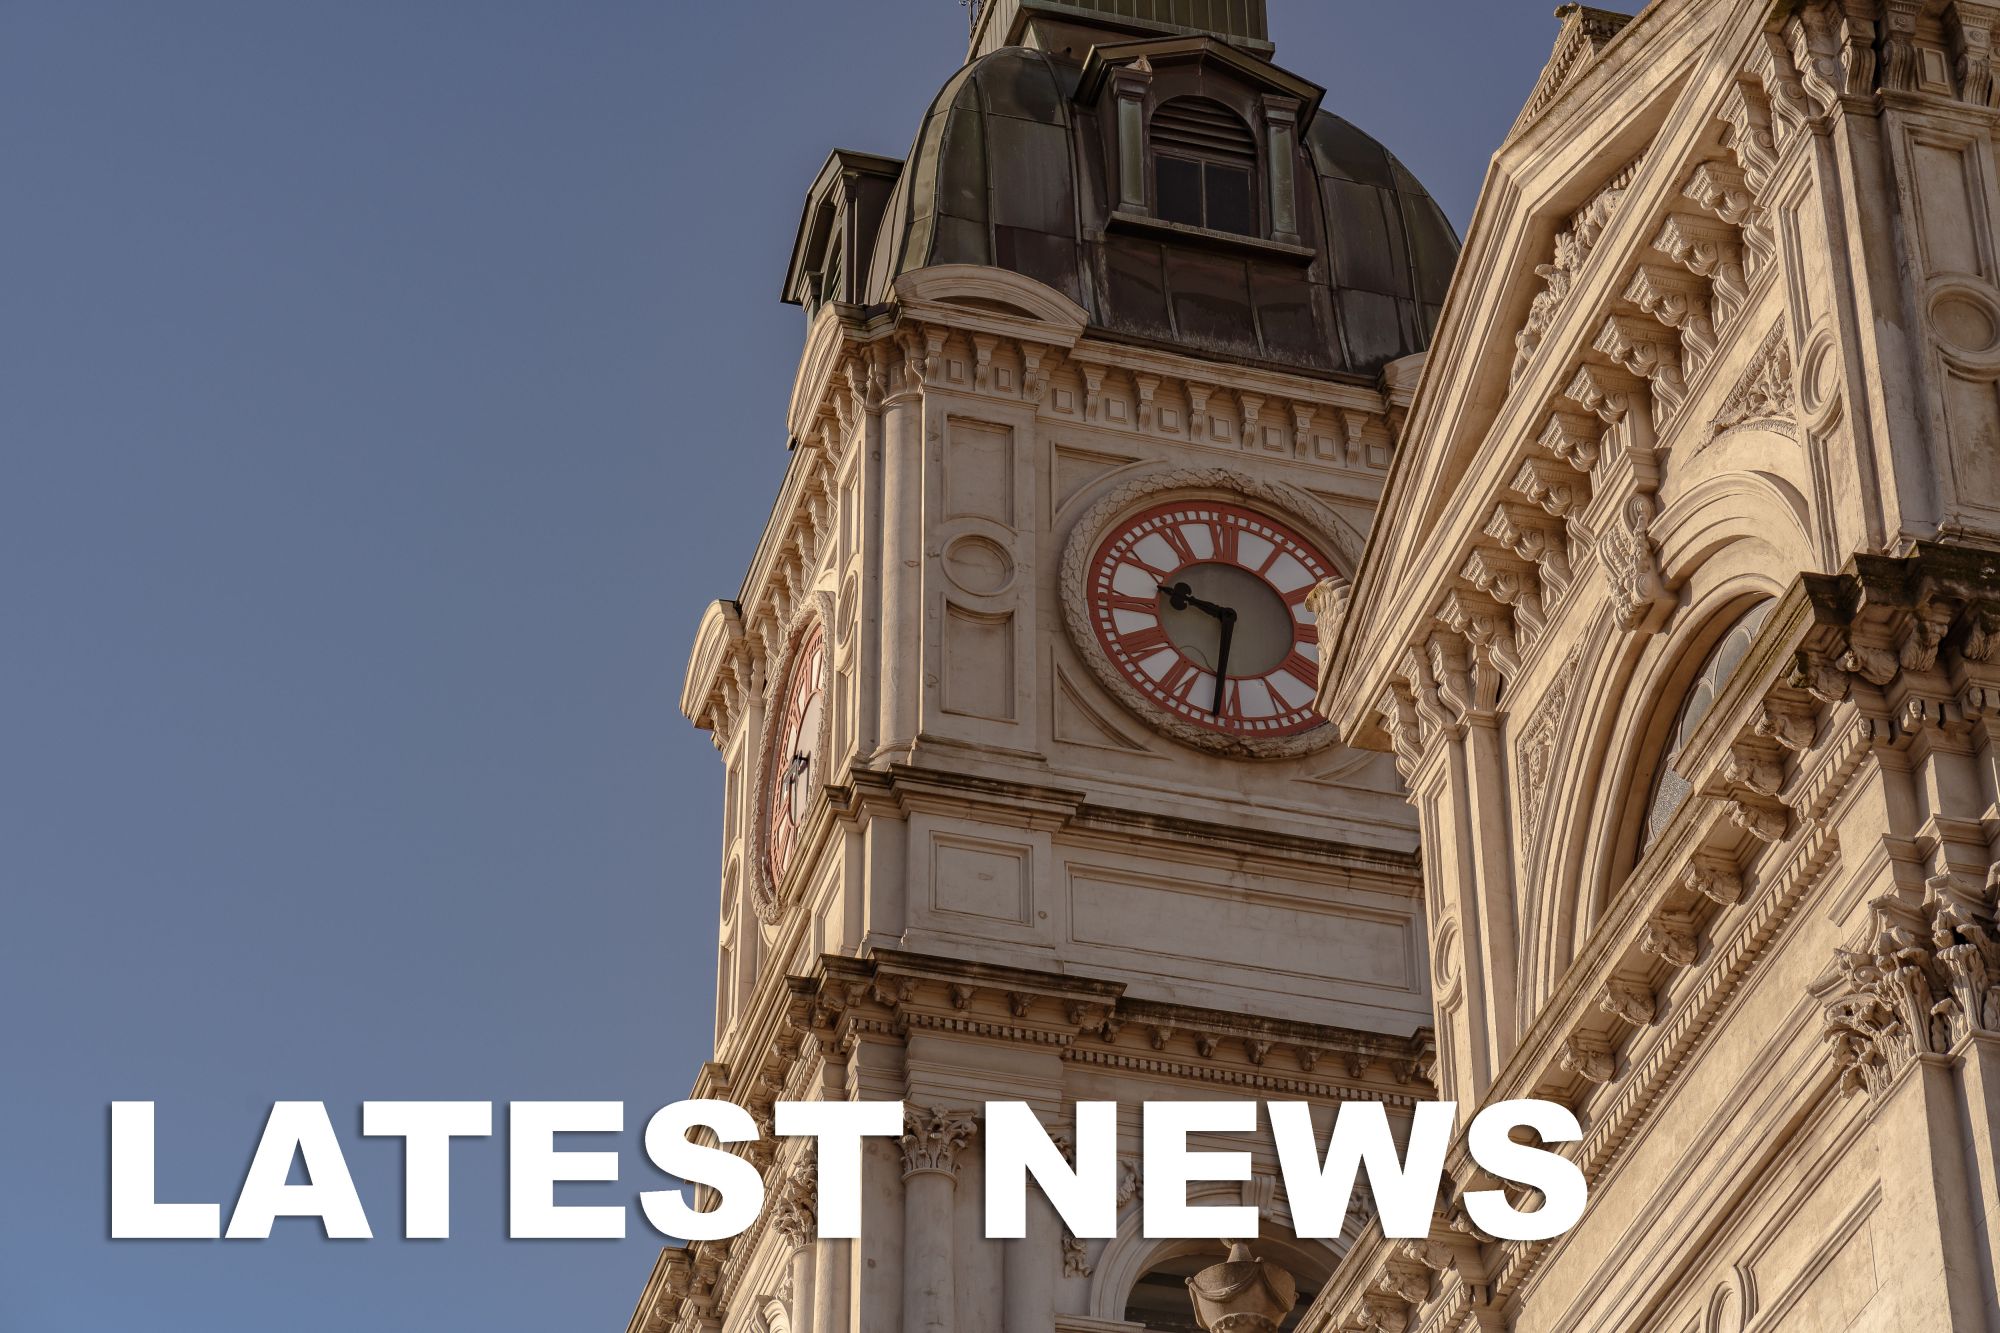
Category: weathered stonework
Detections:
[
  {"x1": 635, "y1": 2, "x2": 2000, "y2": 1332},
  {"x1": 1312, "y1": 1, "x2": 2000, "y2": 1328}
]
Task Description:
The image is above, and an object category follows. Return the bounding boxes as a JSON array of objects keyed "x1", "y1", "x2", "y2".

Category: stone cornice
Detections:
[{"x1": 785, "y1": 947, "x2": 1435, "y2": 1107}]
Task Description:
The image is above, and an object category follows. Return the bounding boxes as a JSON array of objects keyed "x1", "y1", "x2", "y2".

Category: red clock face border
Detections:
[
  {"x1": 1086, "y1": 500, "x2": 1332, "y2": 738},
  {"x1": 759, "y1": 620, "x2": 826, "y2": 901}
]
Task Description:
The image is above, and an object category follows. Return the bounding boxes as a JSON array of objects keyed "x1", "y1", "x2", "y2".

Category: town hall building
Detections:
[{"x1": 631, "y1": 1, "x2": 2000, "y2": 1330}]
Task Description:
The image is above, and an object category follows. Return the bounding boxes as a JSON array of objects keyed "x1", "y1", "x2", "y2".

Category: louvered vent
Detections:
[
  {"x1": 1151, "y1": 98, "x2": 1255, "y2": 163},
  {"x1": 1150, "y1": 97, "x2": 1257, "y2": 235}
]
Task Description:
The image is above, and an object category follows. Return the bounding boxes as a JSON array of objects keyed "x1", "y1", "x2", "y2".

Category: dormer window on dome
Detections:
[
  {"x1": 1151, "y1": 97, "x2": 1256, "y2": 236},
  {"x1": 1080, "y1": 37, "x2": 1321, "y2": 255}
]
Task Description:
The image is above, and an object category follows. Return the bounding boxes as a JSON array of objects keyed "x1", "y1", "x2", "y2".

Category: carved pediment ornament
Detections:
[
  {"x1": 1709, "y1": 322, "x2": 1796, "y2": 441},
  {"x1": 1515, "y1": 651, "x2": 1583, "y2": 877},
  {"x1": 1598, "y1": 492, "x2": 1673, "y2": 632},
  {"x1": 1510, "y1": 157, "x2": 1643, "y2": 385}
]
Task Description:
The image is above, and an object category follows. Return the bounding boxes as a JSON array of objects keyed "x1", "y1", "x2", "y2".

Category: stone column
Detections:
[
  {"x1": 1002, "y1": 1129, "x2": 1060, "y2": 1333},
  {"x1": 875, "y1": 350, "x2": 923, "y2": 758},
  {"x1": 810, "y1": 1235, "x2": 847, "y2": 1333},
  {"x1": 900, "y1": 1106, "x2": 976, "y2": 1333},
  {"x1": 771, "y1": 1160, "x2": 818, "y2": 1333},
  {"x1": 1110, "y1": 61, "x2": 1153, "y2": 214},
  {"x1": 1259, "y1": 94, "x2": 1301, "y2": 245}
]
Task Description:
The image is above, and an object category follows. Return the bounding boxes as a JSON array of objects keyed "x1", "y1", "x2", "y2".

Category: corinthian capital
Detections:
[
  {"x1": 769, "y1": 1160, "x2": 818, "y2": 1249},
  {"x1": 900, "y1": 1106, "x2": 977, "y2": 1180}
]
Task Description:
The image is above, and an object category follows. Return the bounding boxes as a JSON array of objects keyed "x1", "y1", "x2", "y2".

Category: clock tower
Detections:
[{"x1": 636, "y1": 3, "x2": 1461, "y2": 1330}]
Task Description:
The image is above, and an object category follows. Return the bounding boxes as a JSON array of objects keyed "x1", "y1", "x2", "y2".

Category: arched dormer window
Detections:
[
  {"x1": 1151, "y1": 97, "x2": 1257, "y2": 236},
  {"x1": 1640, "y1": 599, "x2": 1774, "y2": 851}
]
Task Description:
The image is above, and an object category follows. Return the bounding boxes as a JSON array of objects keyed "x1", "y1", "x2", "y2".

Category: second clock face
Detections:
[
  {"x1": 1085, "y1": 500, "x2": 1332, "y2": 738},
  {"x1": 762, "y1": 622, "x2": 826, "y2": 891}
]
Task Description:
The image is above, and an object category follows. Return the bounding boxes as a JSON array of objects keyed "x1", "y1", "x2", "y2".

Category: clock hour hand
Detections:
[
  {"x1": 1210, "y1": 612, "x2": 1234, "y2": 715},
  {"x1": 782, "y1": 751, "x2": 810, "y2": 814},
  {"x1": 1159, "y1": 581, "x2": 1235, "y2": 622}
]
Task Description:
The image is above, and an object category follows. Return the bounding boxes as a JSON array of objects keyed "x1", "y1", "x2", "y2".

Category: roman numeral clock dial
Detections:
[
  {"x1": 1086, "y1": 501, "x2": 1333, "y2": 740},
  {"x1": 760, "y1": 622, "x2": 826, "y2": 897}
]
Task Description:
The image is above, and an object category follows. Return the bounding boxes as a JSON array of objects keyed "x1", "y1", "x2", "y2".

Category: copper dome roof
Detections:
[{"x1": 860, "y1": 44, "x2": 1459, "y2": 377}]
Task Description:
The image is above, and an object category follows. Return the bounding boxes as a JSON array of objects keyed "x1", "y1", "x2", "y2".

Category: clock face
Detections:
[
  {"x1": 1086, "y1": 501, "x2": 1332, "y2": 737},
  {"x1": 762, "y1": 622, "x2": 826, "y2": 891}
]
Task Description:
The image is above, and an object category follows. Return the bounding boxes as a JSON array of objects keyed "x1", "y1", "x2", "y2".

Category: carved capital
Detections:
[
  {"x1": 770, "y1": 1160, "x2": 818, "y2": 1249},
  {"x1": 899, "y1": 1106, "x2": 977, "y2": 1180},
  {"x1": 1823, "y1": 878, "x2": 2000, "y2": 1097}
]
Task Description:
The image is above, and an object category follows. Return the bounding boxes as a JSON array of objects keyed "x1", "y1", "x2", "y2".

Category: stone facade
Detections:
[
  {"x1": 1310, "y1": 1, "x2": 2000, "y2": 1330},
  {"x1": 631, "y1": 1, "x2": 2000, "y2": 1331}
]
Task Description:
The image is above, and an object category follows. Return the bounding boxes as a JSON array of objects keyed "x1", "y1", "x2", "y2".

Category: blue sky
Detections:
[{"x1": 0, "y1": 3, "x2": 1555, "y2": 1328}]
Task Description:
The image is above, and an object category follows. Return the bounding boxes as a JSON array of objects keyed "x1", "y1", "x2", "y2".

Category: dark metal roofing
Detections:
[{"x1": 864, "y1": 45, "x2": 1460, "y2": 378}]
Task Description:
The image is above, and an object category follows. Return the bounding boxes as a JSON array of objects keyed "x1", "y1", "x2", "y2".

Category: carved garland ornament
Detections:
[{"x1": 1058, "y1": 468, "x2": 1363, "y2": 758}]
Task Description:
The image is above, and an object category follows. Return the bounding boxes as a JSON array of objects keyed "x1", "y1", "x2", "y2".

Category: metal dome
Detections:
[{"x1": 860, "y1": 42, "x2": 1460, "y2": 378}]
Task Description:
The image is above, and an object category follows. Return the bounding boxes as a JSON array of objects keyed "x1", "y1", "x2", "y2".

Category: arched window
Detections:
[
  {"x1": 1151, "y1": 97, "x2": 1257, "y2": 236},
  {"x1": 1640, "y1": 599, "x2": 1774, "y2": 851}
]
